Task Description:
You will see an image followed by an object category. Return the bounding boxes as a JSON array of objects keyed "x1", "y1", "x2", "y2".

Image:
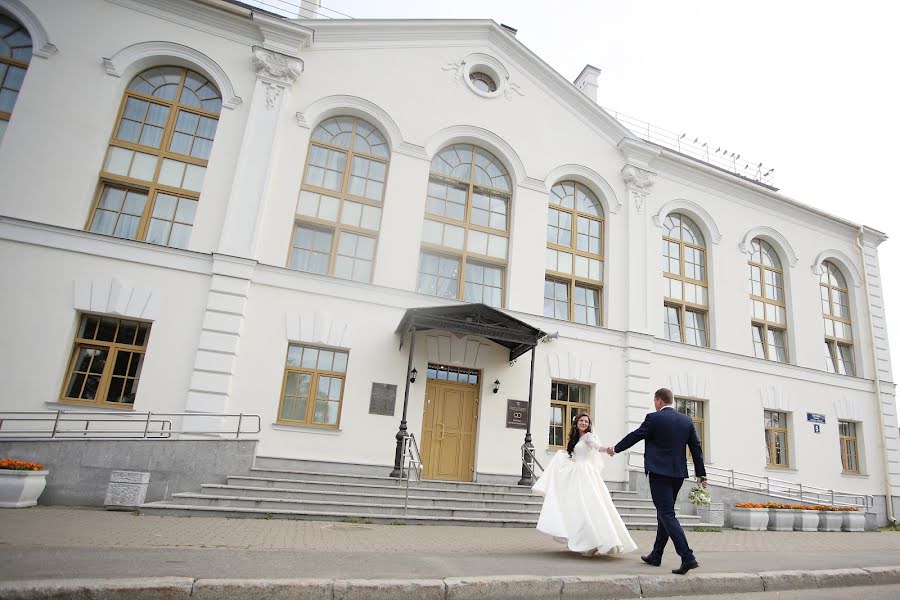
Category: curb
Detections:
[{"x1": 0, "y1": 567, "x2": 898, "y2": 599}]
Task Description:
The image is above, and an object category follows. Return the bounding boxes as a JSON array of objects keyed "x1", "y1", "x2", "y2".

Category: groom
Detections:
[{"x1": 607, "y1": 388, "x2": 706, "y2": 575}]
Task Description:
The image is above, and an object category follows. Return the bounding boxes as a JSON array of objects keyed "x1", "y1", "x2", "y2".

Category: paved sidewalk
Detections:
[{"x1": 1, "y1": 506, "x2": 899, "y2": 581}]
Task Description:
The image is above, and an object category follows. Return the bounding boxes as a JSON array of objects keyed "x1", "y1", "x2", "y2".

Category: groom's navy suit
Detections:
[{"x1": 614, "y1": 406, "x2": 706, "y2": 563}]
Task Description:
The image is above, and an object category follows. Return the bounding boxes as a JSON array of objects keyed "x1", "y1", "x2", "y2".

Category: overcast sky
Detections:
[{"x1": 274, "y1": 0, "x2": 900, "y2": 381}]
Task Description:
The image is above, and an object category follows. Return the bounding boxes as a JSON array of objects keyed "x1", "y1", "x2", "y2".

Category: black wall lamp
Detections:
[
  {"x1": 409, "y1": 367, "x2": 418, "y2": 383},
  {"x1": 493, "y1": 379, "x2": 501, "y2": 393}
]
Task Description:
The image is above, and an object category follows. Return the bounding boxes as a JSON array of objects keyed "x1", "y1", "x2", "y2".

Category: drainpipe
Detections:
[{"x1": 856, "y1": 226, "x2": 897, "y2": 524}]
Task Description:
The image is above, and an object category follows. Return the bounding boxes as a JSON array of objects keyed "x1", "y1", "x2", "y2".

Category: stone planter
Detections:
[
  {"x1": 767, "y1": 508, "x2": 797, "y2": 531},
  {"x1": 0, "y1": 469, "x2": 48, "y2": 508},
  {"x1": 818, "y1": 510, "x2": 843, "y2": 532},
  {"x1": 731, "y1": 507, "x2": 769, "y2": 530},
  {"x1": 696, "y1": 502, "x2": 724, "y2": 526},
  {"x1": 794, "y1": 509, "x2": 819, "y2": 531},
  {"x1": 841, "y1": 511, "x2": 865, "y2": 532}
]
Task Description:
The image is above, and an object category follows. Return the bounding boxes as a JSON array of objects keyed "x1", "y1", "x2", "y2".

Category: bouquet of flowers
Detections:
[{"x1": 687, "y1": 485, "x2": 711, "y2": 507}]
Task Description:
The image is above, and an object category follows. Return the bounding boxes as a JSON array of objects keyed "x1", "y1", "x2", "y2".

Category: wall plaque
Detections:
[
  {"x1": 506, "y1": 399, "x2": 528, "y2": 429},
  {"x1": 369, "y1": 383, "x2": 397, "y2": 416}
]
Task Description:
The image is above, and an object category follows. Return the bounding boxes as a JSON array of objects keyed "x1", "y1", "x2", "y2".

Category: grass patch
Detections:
[
  {"x1": 692, "y1": 526, "x2": 722, "y2": 532},
  {"x1": 878, "y1": 523, "x2": 900, "y2": 532},
  {"x1": 344, "y1": 516, "x2": 373, "y2": 525}
]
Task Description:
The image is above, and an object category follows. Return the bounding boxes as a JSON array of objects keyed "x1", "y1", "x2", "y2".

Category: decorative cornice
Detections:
[
  {"x1": 617, "y1": 138, "x2": 661, "y2": 170},
  {"x1": 738, "y1": 226, "x2": 799, "y2": 267},
  {"x1": 105, "y1": 0, "x2": 261, "y2": 47},
  {"x1": 103, "y1": 41, "x2": 242, "y2": 109},
  {"x1": 252, "y1": 12, "x2": 313, "y2": 56},
  {"x1": 651, "y1": 151, "x2": 864, "y2": 242},
  {"x1": 546, "y1": 350, "x2": 597, "y2": 383},
  {"x1": 811, "y1": 249, "x2": 862, "y2": 287},
  {"x1": 652, "y1": 198, "x2": 722, "y2": 244},
  {"x1": 543, "y1": 164, "x2": 622, "y2": 214},
  {"x1": 759, "y1": 384, "x2": 792, "y2": 412},
  {"x1": 285, "y1": 311, "x2": 353, "y2": 349},
  {"x1": 666, "y1": 373, "x2": 711, "y2": 400},
  {"x1": 0, "y1": 0, "x2": 57, "y2": 58},
  {"x1": 252, "y1": 47, "x2": 303, "y2": 87}
]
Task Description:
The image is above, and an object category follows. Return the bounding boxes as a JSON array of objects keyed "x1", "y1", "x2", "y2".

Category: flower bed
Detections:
[{"x1": 732, "y1": 502, "x2": 861, "y2": 532}]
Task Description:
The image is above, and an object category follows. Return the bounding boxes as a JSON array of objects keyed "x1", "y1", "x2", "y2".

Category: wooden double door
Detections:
[{"x1": 420, "y1": 377, "x2": 479, "y2": 481}]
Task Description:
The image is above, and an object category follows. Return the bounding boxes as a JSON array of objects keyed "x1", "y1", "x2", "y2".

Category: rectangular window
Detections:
[
  {"x1": 334, "y1": 231, "x2": 375, "y2": 283},
  {"x1": 544, "y1": 278, "x2": 568, "y2": 320},
  {"x1": 417, "y1": 251, "x2": 460, "y2": 299},
  {"x1": 549, "y1": 381, "x2": 591, "y2": 448},
  {"x1": 289, "y1": 224, "x2": 333, "y2": 275},
  {"x1": 684, "y1": 310, "x2": 707, "y2": 347},
  {"x1": 825, "y1": 340, "x2": 855, "y2": 376},
  {"x1": 61, "y1": 314, "x2": 151, "y2": 407},
  {"x1": 573, "y1": 284, "x2": 600, "y2": 326},
  {"x1": 664, "y1": 304, "x2": 682, "y2": 342},
  {"x1": 839, "y1": 420, "x2": 859, "y2": 473},
  {"x1": 764, "y1": 410, "x2": 789, "y2": 467},
  {"x1": 675, "y1": 398, "x2": 705, "y2": 457},
  {"x1": 463, "y1": 262, "x2": 503, "y2": 307},
  {"x1": 278, "y1": 343, "x2": 349, "y2": 428}
]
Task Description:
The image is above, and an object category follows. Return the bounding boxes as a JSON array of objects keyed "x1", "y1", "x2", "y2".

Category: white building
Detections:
[{"x1": 0, "y1": 0, "x2": 897, "y2": 521}]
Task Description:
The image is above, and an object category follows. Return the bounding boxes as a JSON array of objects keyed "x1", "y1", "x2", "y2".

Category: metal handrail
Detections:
[
  {"x1": 626, "y1": 451, "x2": 873, "y2": 509},
  {"x1": 399, "y1": 433, "x2": 423, "y2": 515},
  {"x1": 521, "y1": 444, "x2": 545, "y2": 480},
  {"x1": 0, "y1": 410, "x2": 262, "y2": 439}
]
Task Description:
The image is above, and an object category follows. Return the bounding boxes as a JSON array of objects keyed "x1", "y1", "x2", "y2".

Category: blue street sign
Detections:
[{"x1": 807, "y1": 413, "x2": 826, "y2": 424}]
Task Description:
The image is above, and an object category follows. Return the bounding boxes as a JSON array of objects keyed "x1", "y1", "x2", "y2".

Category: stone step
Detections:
[
  {"x1": 246, "y1": 468, "x2": 541, "y2": 494},
  {"x1": 199, "y1": 484, "x2": 660, "y2": 515},
  {"x1": 230, "y1": 473, "x2": 639, "y2": 502},
  {"x1": 140, "y1": 502, "x2": 710, "y2": 529}
]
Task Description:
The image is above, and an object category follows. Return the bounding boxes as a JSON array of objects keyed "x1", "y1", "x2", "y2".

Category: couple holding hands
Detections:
[{"x1": 532, "y1": 388, "x2": 707, "y2": 575}]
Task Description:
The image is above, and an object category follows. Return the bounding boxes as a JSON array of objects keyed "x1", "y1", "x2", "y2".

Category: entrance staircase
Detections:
[{"x1": 141, "y1": 456, "x2": 707, "y2": 529}]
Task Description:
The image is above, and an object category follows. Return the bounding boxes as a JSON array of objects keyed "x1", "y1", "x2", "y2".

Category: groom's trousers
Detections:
[{"x1": 647, "y1": 473, "x2": 695, "y2": 562}]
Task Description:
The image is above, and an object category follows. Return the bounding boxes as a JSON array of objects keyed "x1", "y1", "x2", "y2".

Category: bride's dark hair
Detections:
[{"x1": 566, "y1": 412, "x2": 592, "y2": 456}]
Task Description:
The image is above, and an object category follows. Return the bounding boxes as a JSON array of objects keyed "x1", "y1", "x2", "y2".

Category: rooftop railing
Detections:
[{"x1": 603, "y1": 107, "x2": 777, "y2": 188}]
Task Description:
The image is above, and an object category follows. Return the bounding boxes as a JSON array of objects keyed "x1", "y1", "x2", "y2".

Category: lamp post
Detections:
[
  {"x1": 390, "y1": 325, "x2": 416, "y2": 478},
  {"x1": 518, "y1": 346, "x2": 537, "y2": 485}
]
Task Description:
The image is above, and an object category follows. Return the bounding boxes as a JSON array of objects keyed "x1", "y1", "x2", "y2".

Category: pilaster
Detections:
[
  {"x1": 183, "y1": 254, "x2": 256, "y2": 430},
  {"x1": 216, "y1": 47, "x2": 303, "y2": 260}
]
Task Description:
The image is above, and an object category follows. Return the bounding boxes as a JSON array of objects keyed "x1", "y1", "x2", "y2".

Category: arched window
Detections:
[
  {"x1": 662, "y1": 214, "x2": 708, "y2": 346},
  {"x1": 416, "y1": 143, "x2": 511, "y2": 307},
  {"x1": 749, "y1": 239, "x2": 788, "y2": 362},
  {"x1": 87, "y1": 66, "x2": 222, "y2": 248},
  {"x1": 290, "y1": 116, "x2": 390, "y2": 282},
  {"x1": 0, "y1": 14, "x2": 32, "y2": 144},
  {"x1": 821, "y1": 261, "x2": 854, "y2": 375},
  {"x1": 543, "y1": 181, "x2": 604, "y2": 325}
]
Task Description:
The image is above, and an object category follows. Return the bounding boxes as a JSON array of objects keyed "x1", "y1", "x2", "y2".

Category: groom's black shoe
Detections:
[
  {"x1": 672, "y1": 560, "x2": 699, "y2": 575},
  {"x1": 640, "y1": 555, "x2": 661, "y2": 567}
]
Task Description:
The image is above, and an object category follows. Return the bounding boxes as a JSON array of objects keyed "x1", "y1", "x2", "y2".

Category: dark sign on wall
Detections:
[
  {"x1": 506, "y1": 399, "x2": 529, "y2": 429},
  {"x1": 369, "y1": 383, "x2": 397, "y2": 416}
]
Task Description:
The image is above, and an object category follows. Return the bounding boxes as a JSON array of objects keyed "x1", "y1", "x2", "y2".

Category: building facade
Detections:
[{"x1": 0, "y1": 0, "x2": 897, "y2": 519}]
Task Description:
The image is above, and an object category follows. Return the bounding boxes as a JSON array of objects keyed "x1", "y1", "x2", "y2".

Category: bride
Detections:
[{"x1": 532, "y1": 412, "x2": 637, "y2": 557}]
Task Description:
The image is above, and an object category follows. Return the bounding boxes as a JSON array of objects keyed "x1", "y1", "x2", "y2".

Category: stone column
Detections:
[{"x1": 182, "y1": 48, "x2": 301, "y2": 432}]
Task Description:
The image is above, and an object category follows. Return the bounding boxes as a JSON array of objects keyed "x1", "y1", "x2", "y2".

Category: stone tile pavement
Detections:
[{"x1": 1, "y1": 506, "x2": 899, "y2": 582}]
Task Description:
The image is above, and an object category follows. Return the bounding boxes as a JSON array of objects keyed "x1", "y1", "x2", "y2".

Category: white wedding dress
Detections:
[{"x1": 532, "y1": 432, "x2": 638, "y2": 555}]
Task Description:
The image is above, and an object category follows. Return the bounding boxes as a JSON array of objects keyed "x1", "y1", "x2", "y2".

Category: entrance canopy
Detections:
[{"x1": 395, "y1": 303, "x2": 546, "y2": 362}]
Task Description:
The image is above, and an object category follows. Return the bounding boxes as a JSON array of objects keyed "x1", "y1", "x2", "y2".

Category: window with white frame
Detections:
[
  {"x1": 544, "y1": 181, "x2": 604, "y2": 326},
  {"x1": 87, "y1": 67, "x2": 222, "y2": 249},
  {"x1": 662, "y1": 214, "x2": 709, "y2": 347},
  {"x1": 417, "y1": 144, "x2": 511, "y2": 307},
  {"x1": 821, "y1": 261, "x2": 855, "y2": 376},
  {"x1": 290, "y1": 116, "x2": 390, "y2": 283},
  {"x1": 749, "y1": 239, "x2": 788, "y2": 362}
]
